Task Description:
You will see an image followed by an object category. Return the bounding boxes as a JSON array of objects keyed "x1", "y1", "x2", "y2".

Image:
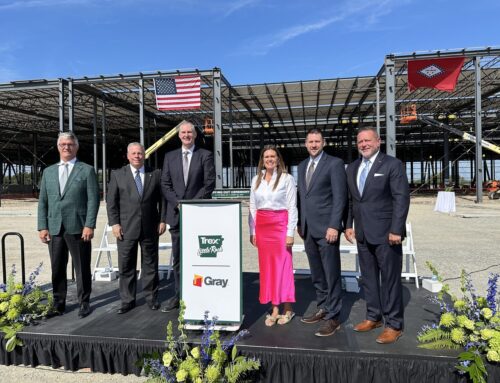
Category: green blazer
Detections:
[{"x1": 37, "y1": 160, "x2": 100, "y2": 235}]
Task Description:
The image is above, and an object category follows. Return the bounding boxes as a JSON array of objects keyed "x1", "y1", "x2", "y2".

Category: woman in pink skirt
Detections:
[{"x1": 249, "y1": 145, "x2": 298, "y2": 326}]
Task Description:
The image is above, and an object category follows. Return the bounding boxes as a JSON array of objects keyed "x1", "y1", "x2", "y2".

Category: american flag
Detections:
[{"x1": 154, "y1": 75, "x2": 201, "y2": 111}]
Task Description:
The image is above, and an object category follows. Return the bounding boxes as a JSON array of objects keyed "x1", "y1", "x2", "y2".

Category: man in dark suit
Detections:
[
  {"x1": 38, "y1": 132, "x2": 100, "y2": 318},
  {"x1": 297, "y1": 127, "x2": 347, "y2": 337},
  {"x1": 161, "y1": 121, "x2": 216, "y2": 312},
  {"x1": 106, "y1": 142, "x2": 167, "y2": 314},
  {"x1": 345, "y1": 127, "x2": 410, "y2": 344}
]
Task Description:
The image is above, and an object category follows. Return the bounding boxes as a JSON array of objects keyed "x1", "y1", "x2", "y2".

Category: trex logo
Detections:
[
  {"x1": 198, "y1": 235, "x2": 224, "y2": 257},
  {"x1": 193, "y1": 274, "x2": 203, "y2": 287},
  {"x1": 192, "y1": 274, "x2": 228, "y2": 288}
]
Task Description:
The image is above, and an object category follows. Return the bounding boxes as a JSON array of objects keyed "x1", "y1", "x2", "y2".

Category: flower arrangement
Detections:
[
  {"x1": 418, "y1": 262, "x2": 499, "y2": 383},
  {"x1": 141, "y1": 301, "x2": 260, "y2": 383},
  {"x1": 0, "y1": 263, "x2": 53, "y2": 351}
]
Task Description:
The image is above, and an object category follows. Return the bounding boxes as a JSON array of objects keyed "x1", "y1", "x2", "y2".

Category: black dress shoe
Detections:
[
  {"x1": 117, "y1": 302, "x2": 136, "y2": 314},
  {"x1": 161, "y1": 297, "x2": 180, "y2": 313},
  {"x1": 315, "y1": 318, "x2": 341, "y2": 337},
  {"x1": 301, "y1": 308, "x2": 326, "y2": 324},
  {"x1": 78, "y1": 302, "x2": 91, "y2": 318},
  {"x1": 148, "y1": 301, "x2": 160, "y2": 310}
]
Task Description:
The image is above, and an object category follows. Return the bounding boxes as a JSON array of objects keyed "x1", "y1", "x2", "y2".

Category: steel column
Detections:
[
  {"x1": 101, "y1": 101, "x2": 107, "y2": 200},
  {"x1": 58, "y1": 79, "x2": 65, "y2": 132},
  {"x1": 474, "y1": 56, "x2": 483, "y2": 203},
  {"x1": 93, "y1": 97, "x2": 98, "y2": 172},
  {"x1": 212, "y1": 69, "x2": 223, "y2": 189},
  {"x1": 139, "y1": 78, "x2": 145, "y2": 145},
  {"x1": 68, "y1": 79, "x2": 74, "y2": 132},
  {"x1": 384, "y1": 57, "x2": 396, "y2": 156}
]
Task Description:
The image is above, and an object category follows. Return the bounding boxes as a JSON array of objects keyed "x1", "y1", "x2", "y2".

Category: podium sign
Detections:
[{"x1": 180, "y1": 200, "x2": 242, "y2": 325}]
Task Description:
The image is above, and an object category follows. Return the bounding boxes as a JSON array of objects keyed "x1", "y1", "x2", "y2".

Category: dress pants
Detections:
[
  {"x1": 357, "y1": 241, "x2": 404, "y2": 330},
  {"x1": 48, "y1": 226, "x2": 92, "y2": 307},
  {"x1": 304, "y1": 230, "x2": 342, "y2": 320},
  {"x1": 169, "y1": 226, "x2": 181, "y2": 299},
  {"x1": 117, "y1": 230, "x2": 159, "y2": 305}
]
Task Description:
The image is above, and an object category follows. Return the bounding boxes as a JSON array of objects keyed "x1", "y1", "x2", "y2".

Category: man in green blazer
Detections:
[{"x1": 38, "y1": 132, "x2": 100, "y2": 318}]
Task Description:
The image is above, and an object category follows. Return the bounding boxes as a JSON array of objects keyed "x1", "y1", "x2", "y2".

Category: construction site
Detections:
[{"x1": 0, "y1": 46, "x2": 499, "y2": 204}]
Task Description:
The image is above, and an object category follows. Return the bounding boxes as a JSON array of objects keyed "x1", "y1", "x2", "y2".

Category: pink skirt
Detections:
[{"x1": 255, "y1": 210, "x2": 295, "y2": 305}]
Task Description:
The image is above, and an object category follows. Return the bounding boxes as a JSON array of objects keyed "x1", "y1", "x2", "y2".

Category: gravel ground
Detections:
[{"x1": 0, "y1": 194, "x2": 499, "y2": 381}]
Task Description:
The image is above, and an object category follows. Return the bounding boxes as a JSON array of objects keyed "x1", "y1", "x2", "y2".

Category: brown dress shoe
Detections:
[
  {"x1": 353, "y1": 320, "x2": 383, "y2": 332},
  {"x1": 315, "y1": 319, "x2": 341, "y2": 337},
  {"x1": 376, "y1": 327, "x2": 403, "y2": 344},
  {"x1": 301, "y1": 309, "x2": 326, "y2": 324}
]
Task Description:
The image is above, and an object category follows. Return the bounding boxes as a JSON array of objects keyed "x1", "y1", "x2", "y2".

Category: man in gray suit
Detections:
[
  {"x1": 161, "y1": 121, "x2": 216, "y2": 312},
  {"x1": 38, "y1": 132, "x2": 100, "y2": 318},
  {"x1": 345, "y1": 127, "x2": 410, "y2": 344},
  {"x1": 297, "y1": 127, "x2": 347, "y2": 337},
  {"x1": 106, "y1": 142, "x2": 166, "y2": 314}
]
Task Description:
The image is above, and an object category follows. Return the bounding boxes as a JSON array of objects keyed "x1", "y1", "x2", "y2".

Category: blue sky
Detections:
[{"x1": 0, "y1": 0, "x2": 498, "y2": 85}]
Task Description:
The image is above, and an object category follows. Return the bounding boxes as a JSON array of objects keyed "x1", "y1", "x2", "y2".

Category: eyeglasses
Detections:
[{"x1": 58, "y1": 143, "x2": 76, "y2": 148}]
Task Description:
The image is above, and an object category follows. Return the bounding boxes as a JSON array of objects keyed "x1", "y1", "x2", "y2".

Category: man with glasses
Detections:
[{"x1": 38, "y1": 132, "x2": 100, "y2": 318}]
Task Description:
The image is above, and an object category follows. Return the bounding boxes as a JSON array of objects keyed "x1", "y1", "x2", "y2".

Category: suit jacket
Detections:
[
  {"x1": 37, "y1": 160, "x2": 100, "y2": 235},
  {"x1": 106, "y1": 165, "x2": 167, "y2": 240},
  {"x1": 297, "y1": 153, "x2": 347, "y2": 238},
  {"x1": 161, "y1": 147, "x2": 216, "y2": 228},
  {"x1": 346, "y1": 152, "x2": 410, "y2": 244}
]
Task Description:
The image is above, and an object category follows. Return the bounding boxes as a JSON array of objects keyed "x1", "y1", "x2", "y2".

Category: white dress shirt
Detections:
[
  {"x1": 58, "y1": 157, "x2": 77, "y2": 179},
  {"x1": 249, "y1": 170, "x2": 298, "y2": 237}
]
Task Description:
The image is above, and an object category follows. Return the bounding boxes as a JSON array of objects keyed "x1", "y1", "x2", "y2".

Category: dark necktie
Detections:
[
  {"x1": 359, "y1": 159, "x2": 370, "y2": 195},
  {"x1": 134, "y1": 170, "x2": 143, "y2": 197},
  {"x1": 306, "y1": 161, "x2": 315, "y2": 190},
  {"x1": 183, "y1": 151, "x2": 189, "y2": 186}
]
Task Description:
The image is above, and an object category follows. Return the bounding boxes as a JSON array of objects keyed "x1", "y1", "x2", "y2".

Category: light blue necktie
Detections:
[
  {"x1": 59, "y1": 163, "x2": 69, "y2": 195},
  {"x1": 359, "y1": 159, "x2": 370, "y2": 195},
  {"x1": 134, "y1": 170, "x2": 143, "y2": 197}
]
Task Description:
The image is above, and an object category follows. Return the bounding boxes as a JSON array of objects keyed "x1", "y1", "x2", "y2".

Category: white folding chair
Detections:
[
  {"x1": 402, "y1": 222, "x2": 419, "y2": 288},
  {"x1": 92, "y1": 223, "x2": 118, "y2": 280}
]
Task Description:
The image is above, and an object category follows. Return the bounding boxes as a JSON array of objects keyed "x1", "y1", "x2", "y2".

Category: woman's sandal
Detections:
[
  {"x1": 265, "y1": 314, "x2": 280, "y2": 327},
  {"x1": 278, "y1": 311, "x2": 295, "y2": 325}
]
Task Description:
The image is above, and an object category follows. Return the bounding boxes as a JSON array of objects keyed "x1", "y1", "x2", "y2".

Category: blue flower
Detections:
[{"x1": 486, "y1": 273, "x2": 499, "y2": 314}]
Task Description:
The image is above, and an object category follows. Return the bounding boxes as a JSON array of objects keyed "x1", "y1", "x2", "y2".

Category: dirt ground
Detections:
[{"x1": 0, "y1": 194, "x2": 499, "y2": 382}]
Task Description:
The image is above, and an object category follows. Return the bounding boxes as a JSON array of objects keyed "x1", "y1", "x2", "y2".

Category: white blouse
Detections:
[{"x1": 248, "y1": 170, "x2": 298, "y2": 237}]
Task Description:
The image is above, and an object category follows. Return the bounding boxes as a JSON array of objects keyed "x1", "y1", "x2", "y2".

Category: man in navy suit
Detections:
[
  {"x1": 106, "y1": 142, "x2": 166, "y2": 314},
  {"x1": 345, "y1": 127, "x2": 410, "y2": 344},
  {"x1": 297, "y1": 127, "x2": 347, "y2": 337},
  {"x1": 161, "y1": 121, "x2": 216, "y2": 312}
]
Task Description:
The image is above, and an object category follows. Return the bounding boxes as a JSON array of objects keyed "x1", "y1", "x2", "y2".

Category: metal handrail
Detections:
[{"x1": 1, "y1": 232, "x2": 26, "y2": 285}]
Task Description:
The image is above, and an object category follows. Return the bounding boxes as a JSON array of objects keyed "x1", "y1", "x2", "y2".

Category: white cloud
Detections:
[
  {"x1": 222, "y1": 0, "x2": 260, "y2": 17},
  {"x1": 240, "y1": 0, "x2": 404, "y2": 55}
]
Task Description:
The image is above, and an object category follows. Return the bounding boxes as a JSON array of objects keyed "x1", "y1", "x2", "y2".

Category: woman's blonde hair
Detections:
[{"x1": 254, "y1": 145, "x2": 287, "y2": 191}]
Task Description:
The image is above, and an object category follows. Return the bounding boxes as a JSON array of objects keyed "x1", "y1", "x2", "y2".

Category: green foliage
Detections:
[
  {"x1": 0, "y1": 263, "x2": 52, "y2": 352},
  {"x1": 419, "y1": 264, "x2": 499, "y2": 383},
  {"x1": 141, "y1": 302, "x2": 260, "y2": 383},
  {"x1": 456, "y1": 350, "x2": 488, "y2": 383}
]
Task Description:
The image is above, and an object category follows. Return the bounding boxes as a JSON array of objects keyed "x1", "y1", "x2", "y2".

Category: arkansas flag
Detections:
[{"x1": 407, "y1": 57, "x2": 465, "y2": 92}]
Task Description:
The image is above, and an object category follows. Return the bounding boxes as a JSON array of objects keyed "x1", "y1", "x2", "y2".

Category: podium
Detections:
[{"x1": 180, "y1": 200, "x2": 242, "y2": 330}]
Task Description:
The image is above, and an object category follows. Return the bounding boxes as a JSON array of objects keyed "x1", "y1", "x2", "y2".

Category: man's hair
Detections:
[
  {"x1": 179, "y1": 120, "x2": 197, "y2": 136},
  {"x1": 306, "y1": 127, "x2": 324, "y2": 139},
  {"x1": 127, "y1": 142, "x2": 145, "y2": 152},
  {"x1": 57, "y1": 132, "x2": 79, "y2": 146},
  {"x1": 357, "y1": 126, "x2": 379, "y2": 138}
]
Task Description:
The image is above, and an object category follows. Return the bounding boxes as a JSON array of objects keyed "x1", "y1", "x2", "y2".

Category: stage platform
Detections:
[{"x1": 1, "y1": 273, "x2": 499, "y2": 382}]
